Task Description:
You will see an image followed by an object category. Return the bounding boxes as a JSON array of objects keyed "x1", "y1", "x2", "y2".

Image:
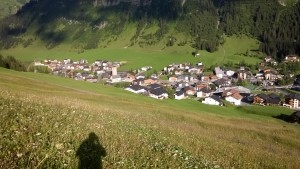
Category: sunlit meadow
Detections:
[{"x1": 1, "y1": 68, "x2": 300, "y2": 168}]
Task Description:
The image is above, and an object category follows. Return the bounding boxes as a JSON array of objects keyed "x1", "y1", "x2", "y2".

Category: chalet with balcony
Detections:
[
  {"x1": 237, "y1": 67, "x2": 251, "y2": 80},
  {"x1": 197, "y1": 87, "x2": 212, "y2": 98},
  {"x1": 263, "y1": 69, "x2": 278, "y2": 81},
  {"x1": 285, "y1": 55, "x2": 299, "y2": 63},
  {"x1": 254, "y1": 93, "x2": 281, "y2": 106},
  {"x1": 184, "y1": 86, "x2": 196, "y2": 96},
  {"x1": 285, "y1": 93, "x2": 300, "y2": 109},
  {"x1": 214, "y1": 78, "x2": 231, "y2": 88},
  {"x1": 132, "y1": 78, "x2": 145, "y2": 86},
  {"x1": 214, "y1": 67, "x2": 225, "y2": 78},
  {"x1": 222, "y1": 89, "x2": 243, "y2": 106}
]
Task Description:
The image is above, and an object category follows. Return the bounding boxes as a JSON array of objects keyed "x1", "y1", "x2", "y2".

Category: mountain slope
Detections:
[
  {"x1": 0, "y1": 0, "x2": 225, "y2": 51},
  {"x1": 0, "y1": 0, "x2": 299, "y2": 60}
]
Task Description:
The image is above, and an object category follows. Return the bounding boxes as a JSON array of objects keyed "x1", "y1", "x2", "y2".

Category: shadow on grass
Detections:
[
  {"x1": 273, "y1": 114, "x2": 293, "y2": 123},
  {"x1": 76, "y1": 132, "x2": 107, "y2": 169}
]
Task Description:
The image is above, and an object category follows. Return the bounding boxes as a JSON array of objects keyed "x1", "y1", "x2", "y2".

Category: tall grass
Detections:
[{"x1": 1, "y1": 69, "x2": 300, "y2": 168}]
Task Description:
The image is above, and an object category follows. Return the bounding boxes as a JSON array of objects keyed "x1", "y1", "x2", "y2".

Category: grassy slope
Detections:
[
  {"x1": 0, "y1": 34, "x2": 261, "y2": 71},
  {"x1": 0, "y1": 68, "x2": 299, "y2": 168}
]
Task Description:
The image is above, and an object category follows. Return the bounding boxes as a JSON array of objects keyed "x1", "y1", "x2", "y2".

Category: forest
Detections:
[{"x1": 0, "y1": 0, "x2": 299, "y2": 61}]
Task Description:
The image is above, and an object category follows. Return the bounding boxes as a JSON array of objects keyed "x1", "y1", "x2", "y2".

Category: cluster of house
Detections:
[
  {"x1": 125, "y1": 58, "x2": 300, "y2": 109},
  {"x1": 257, "y1": 54, "x2": 300, "y2": 84},
  {"x1": 34, "y1": 55, "x2": 300, "y2": 110},
  {"x1": 35, "y1": 59, "x2": 133, "y2": 83}
]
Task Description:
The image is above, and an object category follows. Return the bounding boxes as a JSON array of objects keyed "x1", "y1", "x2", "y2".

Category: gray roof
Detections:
[
  {"x1": 214, "y1": 78, "x2": 230, "y2": 86},
  {"x1": 175, "y1": 90, "x2": 184, "y2": 96},
  {"x1": 200, "y1": 87, "x2": 212, "y2": 93},
  {"x1": 150, "y1": 88, "x2": 167, "y2": 96},
  {"x1": 210, "y1": 95, "x2": 222, "y2": 103},
  {"x1": 128, "y1": 85, "x2": 147, "y2": 91},
  {"x1": 257, "y1": 93, "x2": 269, "y2": 100},
  {"x1": 285, "y1": 93, "x2": 300, "y2": 100},
  {"x1": 148, "y1": 84, "x2": 163, "y2": 90}
]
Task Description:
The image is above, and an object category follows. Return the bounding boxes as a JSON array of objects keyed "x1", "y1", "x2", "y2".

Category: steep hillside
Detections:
[
  {"x1": 1, "y1": 68, "x2": 300, "y2": 168},
  {"x1": 0, "y1": 0, "x2": 299, "y2": 60}
]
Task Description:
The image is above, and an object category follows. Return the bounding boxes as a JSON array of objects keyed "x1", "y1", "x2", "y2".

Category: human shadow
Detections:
[{"x1": 76, "y1": 132, "x2": 107, "y2": 169}]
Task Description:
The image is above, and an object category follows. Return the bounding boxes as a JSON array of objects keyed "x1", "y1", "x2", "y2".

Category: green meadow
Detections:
[
  {"x1": 1, "y1": 68, "x2": 299, "y2": 168},
  {"x1": 1, "y1": 35, "x2": 261, "y2": 71}
]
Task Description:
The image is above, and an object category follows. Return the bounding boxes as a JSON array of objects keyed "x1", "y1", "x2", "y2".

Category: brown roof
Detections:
[
  {"x1": 232, "y1": 92, "x2": 243, "y2": 100},
  {"x1": 222, "y1": 89, "x2": 239, "y2": 97},
  {"x1": 184, "y1": 86, "x2": 195, "y2": 92}
]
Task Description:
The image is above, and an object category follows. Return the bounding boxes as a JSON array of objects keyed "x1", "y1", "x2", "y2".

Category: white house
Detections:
[
  {"x1": 214, "y1": 67, "x2": 225, "y2": 78},
  {"x1": 197, "y1": 88, "x2": 212, "y2": 98},
  {"x1": 63, "y1": 59, "x2": 71, "y2": 64},
  {"x1": 188, "y1": 67, "x2": 202, "y2": 74},
  {"x1": 184, "y1": 86, "x2": 196, "y2": 96},
  {"x1": 94, "y1": 60, "x2": 102, "y2": 65},
  {"x1": 149, "y1": 88, "x2": 168, "y2": 99},
  {"x1": 226, "y1": 70, "x2": 235, "y2": 77},
  {"x1": 202, "y1": 95, "x2": 222, "y2": 106},
  {"x1": 196, "y1": 62, "x2": 203, "y2": 66},
  {"x1": 225, "y1": 92, "x2": 243, "y2": 106},
  {"x1": 141, "y1": 66, "x2": 152, "y2": 71},
  {"x1": 83, "y1": 66, "x2": 91, "y2": 72},
  {"x1": 125, "y1": 85, "x2": 148, "y2": 94},
  {"x1": 34, "y1": 60, "x2": 44, "y2": 66},
  {"x1": 175, "y1": 91, "x2": 185, "y2": 100}
]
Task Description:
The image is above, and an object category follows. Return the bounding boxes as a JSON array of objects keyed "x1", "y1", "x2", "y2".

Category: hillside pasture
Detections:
[
  {"x1": 0, "y1": 68, "x2": 299, "y2": 168},
  {"x1": 0, "y1": 35, "x2": 261, "y2": 71}
]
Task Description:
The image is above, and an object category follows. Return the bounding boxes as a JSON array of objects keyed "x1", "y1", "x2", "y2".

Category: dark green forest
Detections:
[
  {"x1": 0, "y1": 0, "x2": 299, "y2": 61},
  {"x1": 217, "y1": 0, "x2": 300, "y2": 61}
]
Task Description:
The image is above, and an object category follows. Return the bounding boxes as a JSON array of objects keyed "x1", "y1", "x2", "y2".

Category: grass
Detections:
[
  {"x1": 0, "y1": 34, "x2": 262, "y2": 71},
  {"x1": 1, "y1": 68, "x2": 300, "y2": 168}
]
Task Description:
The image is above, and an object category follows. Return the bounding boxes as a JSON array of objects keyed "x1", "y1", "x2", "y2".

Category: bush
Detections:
[
  {"x1": 28, "y1": 65, "x2": 50, "y2": 74},
  {"x1": 0, "y1": 55, "x2": 26, "y2": 71}
]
